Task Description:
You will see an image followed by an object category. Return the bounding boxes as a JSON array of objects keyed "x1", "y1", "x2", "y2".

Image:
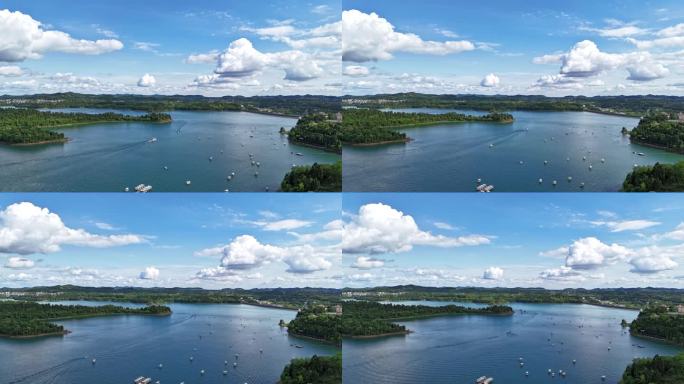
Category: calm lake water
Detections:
[
  {"x1": 343, "y1": 109, "x2": 684, "y2": 192},
  {"x1": 0, "y1": 108, "x2": 339, "y2": 192},
  {"x1": 344, "y1": 302, "x2": 684, "y2": 384},
  {"x1": 0, "y1": 302, "x2": 338, "y2": 384}
]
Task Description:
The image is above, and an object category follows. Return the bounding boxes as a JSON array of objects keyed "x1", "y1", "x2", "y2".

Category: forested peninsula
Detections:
[
  {"x1": 284, "y1": 301, "x2": 513, "y2": 345},
  {"x1": 0, "y1": 108, "x2": 171, "y2": 145},
  {"x1": 628, "y1": 306, "x2": 684, "y2": 346},
  {"x1": 340, "y1": 109, "x2": 513, "y2": 146},
  {"x1": 628, "y1": 113, "x2": 684, "y2": 153},
  {"x1": 0, "y1": 301, "x2": 171, "y2": 338}
]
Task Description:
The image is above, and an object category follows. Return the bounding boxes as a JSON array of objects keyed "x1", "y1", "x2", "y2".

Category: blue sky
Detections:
[
  {"x1": 2, "y1": 193, "x2": 684, "y2": 289},
  {"x1": 342, "y1": 193, "x2": 684, "y2": 289},
  {"x1": 0, "y1": 0, "x2": 341, "y2": 96},
  {"x1": 342, "y1": 0, "x2": 684, "y2": 95},
  {"x1": 0, "y1": 193, "x2": 342, "y2": 289}
]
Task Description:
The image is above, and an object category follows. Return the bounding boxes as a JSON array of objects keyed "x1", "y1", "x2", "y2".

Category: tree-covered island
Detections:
[
  {"x1": 284, "y1": 301, "x2": 512, "y2": 345},
  {"x1": 0, "y1": 301, "x2": 171, "y2": 338},
  {"x1": 0, "y1": 108, "x2": 172, "y2": 145},
  {"x1": 340, "y1": 108, "x2": 513, "y2": 146}
]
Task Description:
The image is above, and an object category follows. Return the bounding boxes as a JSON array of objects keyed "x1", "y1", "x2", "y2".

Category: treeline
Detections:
[
  {"x1": 286, "y1": 113, "x2": 342, "y2": 152},
  {"x1": 629, "y1": 114, "x2": 684, "y2": 153},
  {"x1": 0, "y1": 108, "x2": 171, "y2": 144},
  {"x1": 620, "y1": 354, "x2": 684, "y2": 384},
  {"x1": 0, "y1": 301, "x2": 170, "y2": 337},
  {"x1": 623, "y1": 162, "x2": 684, "y2": 192},
  {"x1": 0, "y1": 93, "x2": 341, "y2": 115},
  {"x1": 343, "y1": 109, "x2": 513, "y2": 129},
  {"x1": 339, "y1": 108, "x2": 512, "y2": 145},
  {"x1": 3, "y1": 285, "x2": 342, "y2": 309},
  {"x1": 630, "y1": 306, "x2": 684, "y2": 346},
  {"x1": 343, "y1": 93, "x2": 684, "y2": 115},
  {"x1": 280, "y1": 354, "x2": 342, "y2": 384},
  {"x1": 342, "y1": 286, "x2": 684, "y2": 309},
  {"x1": 280, "y1": 162, "x2": 342, "y2": 192}
]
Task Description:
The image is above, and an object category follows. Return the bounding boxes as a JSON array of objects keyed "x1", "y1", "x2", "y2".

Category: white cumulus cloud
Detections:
[
  {"x1": 4, "y1": 256, "x2": 34, "y2": 269},
  {"x1": 0, "y1": 9, "x2": 123, "y2": 62},
  {"x1": 483, "y1": 266, "x2": 504, "y2": 280},
  {"x1": 342, "y1": 9, "x2": 474, "y2": 62},
  {"x1": 342, "y1": 203, "x2": 490, "y2": 255},
  {"x1": 480, "y1": 73, "x2": 500, "y2": 87},
  {"x1": 351, "y1": 256, "x2": 385, "y2": 269},
  {"x1": 139, "y1": 266, "x2": 160, "y2": 280},
  {"x1": 137, "y1": 73, "x2": 156, "y2": 87},
  {"x1": 0, "y1": 202, "x2": 146, "y2": 255}
]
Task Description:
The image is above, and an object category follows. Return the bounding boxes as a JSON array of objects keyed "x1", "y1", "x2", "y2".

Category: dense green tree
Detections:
[
  {"x1": 280, "y1": 354, "x2": 341, "y2": 384},
  {"x1": 630, "y1": 306, "x2": 684, "y2": 346},
  {"x1": 620, "y1": 354, "x2": 684, "y2": 384},
  {"x1": 622, "y1": 162, "x2": 684, "y2": 192},
  {"x1": 280, "y1": 162, "x2": 341, "y2": 192}
]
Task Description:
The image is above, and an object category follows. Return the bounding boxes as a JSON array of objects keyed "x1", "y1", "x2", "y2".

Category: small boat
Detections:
[
  {"x1": 209, "y1": 156, "x2": 213, "y2": 161},
  {"x1": 538, "y1": 178, "x2": 543, "y2": 183},
  {"x1": 543, "y1": 160, "x2": 548, "y2": 165},
  {"x1": 163, "y1": 166, "x2": 168, "y2": 170},
  {"x1": 552, "y1": 180, "x2": 557, "y2": 186},
  {"x1": 158, "y1": 363, "x2": 163, "y2": 368},
  {"x1": 124, "y1": 187, "x2": 129, "y2": 192},
  {"x1": 147, "y1": 137, "x2": 157, "y2": 143},
  {"x1": 567, "y1": 176, "x2": 572, "y2": 181},
  {"x1": 200, "y1": 369, "x2": 205, "y2": 375},
  {"x1": 637, "y1": 152, "x2": 645, "y2": 156},
  {"x1": 186, "y1": 180, "x2": 191, "y2": 185},
  {"x1": 295, "y1": 152, "x2": 303, "y2": 156},
  {"x1": 92, "y1": 358, "x2": 96, "y2": 364}
]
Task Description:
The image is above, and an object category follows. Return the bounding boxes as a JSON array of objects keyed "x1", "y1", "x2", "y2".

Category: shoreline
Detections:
[
  {"x1": 345, "y1": 330, "x2": 412, "y2": 339},
  {"x1": 630, "y1": 139, "x2": 684, "y2": 155},
  {"x1": 287, "y1": 331, "x2": 341, "y2": 346},
  {"x1": 288, "y1": 139, "x2": 342, "y2": 154},
  {"x1": 10, "y1": 138, "x2": 69, "y2": 146},
  {"x1": 631, "y1": 332, "x2": 684, "y2": 347},
  {"x1": 0, "y1": 330, "x2": 71, "y2": 339},
  {"x1": 345, "y1": 137, "x2": 412, "y2": 147}
]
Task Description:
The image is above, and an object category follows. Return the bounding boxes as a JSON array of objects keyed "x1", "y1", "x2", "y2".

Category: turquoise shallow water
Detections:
[
  {"x1": 0, "y1": 302, "x2": 338, "y2": 384},
  {"x1": 0, "y1": 108, "x2": 339, "y2": 192},
  {"x1": 343, "y1": 302, "x2": 684, "y2": 384},
  {"x1": 343, "y1": 109, "x2": 684, "y2": 192}
]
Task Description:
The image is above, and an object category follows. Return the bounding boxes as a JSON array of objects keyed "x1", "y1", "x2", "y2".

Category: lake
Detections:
[
  {"x1": 343, "y1": 109, "x2": 684, "y2": 191},
  {"x1": 343, "y1": 302, "x2": 684, "y2": 384},
  {"x1": 0, "y1": 302, "x2": 338, "y2": 384},
  {"x1": 0, "y1": 108, "x2": 340, "y2": 192}
]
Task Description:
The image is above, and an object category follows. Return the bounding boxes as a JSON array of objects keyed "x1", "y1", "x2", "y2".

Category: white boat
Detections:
[
  {"x1": 295, "y1": 152, "x2": 303, "y2": 156},
  {"x1": 637, "y1": 152, "x2": 645, "y2": 156},
  {"x1": 186, "y1": 180, "x2": 191, "y2": 185},
  {"x1": 147, "y1": 137, "x2": 157, "y2": 143}
]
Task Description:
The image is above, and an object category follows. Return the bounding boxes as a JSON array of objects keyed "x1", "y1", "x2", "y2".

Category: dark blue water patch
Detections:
[
  {"x1": 343, "y1": 302, "x2": 683, "y2": 384},
  {"x1": 0, "y1": 110, "x2": 339, "y2": 192},
  {"x1": 0, "y1": 303, "x2": 338, "y2": 384},
  {"x1": 343, "y1": 110, "x2": 684, "y2": 192}
]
